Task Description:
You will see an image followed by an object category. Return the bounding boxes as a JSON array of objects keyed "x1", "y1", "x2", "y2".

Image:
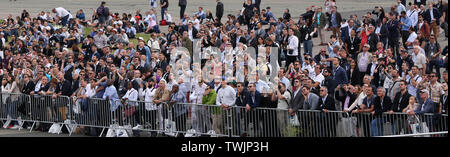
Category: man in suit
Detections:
[
  {"x1": 302, "y1": 86, "x2": 320, "y2": 110},
  {"x1": 387, "y1": 12, "x2": 400, "y2": 56},
  {"x1": 332, "y1": 59, "x2": 348, "y2": 85},
  {"x1": 371, "y1": 87, "x2": 393, "y2": 136},
  {"x1": 232, "y1": 29, "x2": 247, "y2": 48},
  {"x1": 409, "y1": 89, "x2": 437, "y2": 132},
  {"x1": 318, "y1": 87, "x2": 337, "y2": 137},
  {"x1": 246, "y1": 83, "x2": 261, "y2": 136},
  {"x1": 366, "y1": 26, "x2": 379, "y2": 52},
  {"x1": 424, "y1": 2, "x2": 442, "y2": 39},
  {"x1": 392, "y1": 80, "x2": 411, "y2": 134},
  {"x1": 216, "y1": 0, "x2": 224, "y2": 23},
  {"x1": 289, "y1": 78, "x2": 304, "y2": 115},
  {"x1": 178, "y1": 0, "x2": 187, "y2": 20},
  {"x1": 182, "y1": 22, "x2": 198, "y2": 40}
]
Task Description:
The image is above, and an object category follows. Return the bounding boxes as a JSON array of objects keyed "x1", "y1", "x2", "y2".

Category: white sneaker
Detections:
[
  {"x1": 10, "y1": 125, "x2": 22, "y2": 130},
  {"x1": 17, "y1": 117, "x2": 23, "y2": 127},
  {"x1": 132, "y1": 125, "x2": 143, "y2": 130},
  {"x1": 185, "y1": 129, "x2": 197, "y2": 137},
  {"x1": 207, "y1": 130, "x2": 218, "y2": 137}
]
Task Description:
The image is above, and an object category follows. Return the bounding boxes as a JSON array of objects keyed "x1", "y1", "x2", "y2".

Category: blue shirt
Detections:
[
  {"x1": 126, "y1": 27, "x2": 136, "y2": 35},
  {"x1": 96, "y1": 82, "x2": 107, "y2": 98},
  {"x1": 331, "y1": 13, "x2": 338, "y2": 27},
  {"x1": 316, "y1": 12, "x2": 322, "y2": 26},
  {"x1": 171, "y1": 91, "x2": 187, "y2": 117},
  {"x1": 103, "y1": 85, "x2": 120, "y2": 111},
  {"x1": 400, "y1": 17, "x2": 411, "y2": 31}
]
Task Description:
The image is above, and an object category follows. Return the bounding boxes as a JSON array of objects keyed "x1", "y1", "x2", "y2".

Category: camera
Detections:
[{"x1": 278, "y1": 86, "x2": 282, "y2": 90}]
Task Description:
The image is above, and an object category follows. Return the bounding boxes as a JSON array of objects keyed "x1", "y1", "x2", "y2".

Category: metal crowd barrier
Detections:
[{"x1": 1, "y1": 92, "x2": 448, "y2": 137}]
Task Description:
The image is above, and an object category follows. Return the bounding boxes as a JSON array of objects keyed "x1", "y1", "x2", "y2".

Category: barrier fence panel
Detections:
[
  {"x1": 1, "y1": 92, "x2": 448, "y2": 137},
  {"x1": 169, "y1": 103, "x2": 229, "y2": 137},
  {"x1": 26, "y1": 94, "x2": 70, "y2": 132},
  {"x1": 67, "y1": 97, "x2": 113, "y2": 136},
  {"x1": 1, "y1": 93, "x2": 33, "y2": 130}
]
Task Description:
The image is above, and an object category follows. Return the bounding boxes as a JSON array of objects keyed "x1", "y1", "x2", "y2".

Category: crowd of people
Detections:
[{"x1": 0, "y1": 0, "x2": 448, "y2": 137}]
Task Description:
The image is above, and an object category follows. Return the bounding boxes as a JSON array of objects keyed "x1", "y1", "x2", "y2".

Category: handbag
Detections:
[
  {"x1": 48, "y1": 123, "x2": 62, "y2": 134},
  {"x1": 160, "y1": 20, "x2": 167, "y2": 26},
  {"x1": 340, "y1": 113, "x2": 357, "y2": 137},
  {"x1": 164, "y1": 119, "x2": 177, "y2": 137},
  {"x1": 73, "y1": 99, "x2": 81, "y2": 114},
  {"x1": 124, "y1": 106, "x2": 136, "y2": 117},
  {"x1": 410, "y1": 116, "x2": 430, "y2": 137},
  {"x1": 289, "y1": 114, "x2": 300, "y2": 126}
]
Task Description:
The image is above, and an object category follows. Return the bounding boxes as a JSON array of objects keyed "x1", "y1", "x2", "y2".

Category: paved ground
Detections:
[
  {"x1": 1, "y1": 0, "x2": 396, "y2": 20},
  {"x1": 0, "y1": 128, "x2": 87, "y2": 137}
]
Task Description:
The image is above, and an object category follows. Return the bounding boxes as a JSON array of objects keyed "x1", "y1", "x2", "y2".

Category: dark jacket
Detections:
[
  {"x1": 178, "y1": 0, "x2": 187, "y2": 6},
  {"x1": 247, "y1": 91, "x2": 262, "y2": 109},
  {"x1": 387, "y1": 20, "x2": 400, "y2": 39},
  {"x1": 20, "y1": 80, "x2": 36, "y2": 95},
  {"x1": 236, "y1": 88, "x2": 250, "y2": 107},
  {"x1": 347, "y1": 67, "x2": 363, "y2": 86},
  {"x1": 373, "y1": 96, "x2": 393, "y2": 117},
  {"x1": 424, "y1": 8, "x2": 442, "y2": 25},
  {"x1": 289, "y1": 89, "x2": 305, "y2": 111},
  {"x1": 319, "y1": 95, "x2": 336, "y2": 111},
  {"x1": 415, "y1": 98, "x2": 436, "y2": 114},
  {"x1": 367, "y1": 32, "x2": 379, "y2": 52},
  {"x1": 231, "y1": 35, "x2": 247, "y2": 48},
  {"x1": 333, "y1": 66, "x2": 348, "y2": 85},
  {"x1": 392, "y1": 91, "x2": 411, "y2": 112},
  {"x1": 216, "y1": 2, "x2": 224, "y2": 18},
  {"x1": 336, "y1": 88, "x2": 358, "y2": 111},
  {"x1": 55, "y1": 79, "x2": 73, "y2": 96},
  {"x1": 379, "y1": 23, "x2": 389, "y2": 41},
  {"x1": 345, "y1": 36, "x2": 361, "y2": 55}
]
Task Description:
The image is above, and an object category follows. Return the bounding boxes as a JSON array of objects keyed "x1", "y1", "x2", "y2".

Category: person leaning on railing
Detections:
[{"x1": 201, "y1": 82, "x2": 217, "y2": 134}]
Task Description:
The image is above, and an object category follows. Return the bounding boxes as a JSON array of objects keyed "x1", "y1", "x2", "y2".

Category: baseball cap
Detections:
[
  {"x1": 138, "y1": 37, "x2": 144, "y2": 41},
  {"x1": 364, "y1": 44, "x2": 370, "y2": 48},
  {"x1": 420, "y1": 89, "x2": 429, "y2": 95}
]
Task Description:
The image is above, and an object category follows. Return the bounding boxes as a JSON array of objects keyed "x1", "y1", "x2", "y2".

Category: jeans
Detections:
[
  {"x1": 388, "y1": 37, "x2": 400, "y2": 56},
  {"x1": 401, "y1": 30, "x2": 410, "y2": 47},
  {"x1": 61, "y1": 15, "x2": 70, "y2": 26},
  {"x1": 180, "y1": 5, "x2": 186, "y2": 19},
  {"x1": 428, "y1": 59, "x2": 441, "y2": 79},
  {"x1": 371, "y1": 117, "x2": 385, "y2": 137},
  {"x1": 161, "y1": 8, "x2": 168, "y2": 21},
  {"x1": 303, "y1": 40, "x2": 313, "y2": 57}
]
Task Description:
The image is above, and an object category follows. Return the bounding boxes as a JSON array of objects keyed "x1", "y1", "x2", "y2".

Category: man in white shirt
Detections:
[
  {"x1": 123, "y1": 82, "x2": 139, "y2": 106},
  {"x1": 52, "y1": 7, "x2": 71, "y2": 26},
  {"x1": 405, "y1": 27, "x2": 417, "y2": 49},
  {"x1": 396, "y1": 0, "x2": 407, "y2": 15},
  {"x1": 411, "y1": 46, "x2": 427, "y2": 70},
  {"x1": 286, "y1": 28, "x2": 299, "y2": 66},
  {"x1": 406, "y1": 66, "x2": 422, "y2": 98},
  {"x1": 216, "y1": 80, "x2": 236, "y2": 109},
  {"x1": 311, "y1": 65, "x2": 325, "y2": 87},
  {"x1": 407, "y1": 5, "x2": 419, "y2": 29}
]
